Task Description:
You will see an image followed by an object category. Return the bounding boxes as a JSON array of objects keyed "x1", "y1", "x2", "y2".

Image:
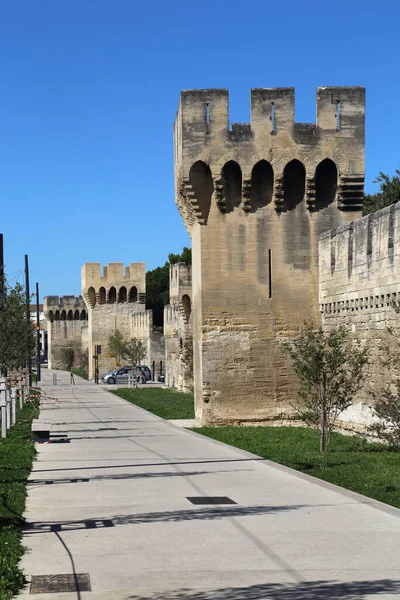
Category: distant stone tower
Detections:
[
  {"x1": 44, "y1": 296, "x2": 88, "y2": 369},
  {"x1": 164, "y1": 263, "x2": 193, "y2": 392},
  {"x1": 174, "y1": 86, "x2": 365, "y2": 424},
  {"x1": 81, "y1": 262, "x2": 146, "y2": 379}
]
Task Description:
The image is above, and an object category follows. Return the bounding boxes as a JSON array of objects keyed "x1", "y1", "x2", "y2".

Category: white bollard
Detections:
[
  {"x1": 11, "y1": 386, "x2": 17, "y2": 426},
  {"x1": 5, "y1": 380, "x2": 11, "y2": 430},
  {"x1": 16, "y1": 374, "x2": 23, "y2": 409},
  {"x1": 0, "y1": 378, "x2": 8, "y2": 438}
]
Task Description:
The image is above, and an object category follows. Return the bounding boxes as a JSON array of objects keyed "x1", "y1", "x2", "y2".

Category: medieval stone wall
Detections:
[
  {"x1": 44, "y1": 296, "x2": 88, "y2": 370},
  {"x1": 164, "y1": 263, "x2": 193, "y2": 391},
  {"x1": 319, "y1": 202, "x2": 400, "y2": 431},
  {"x1": 174, "y1": 86, "x2": 365, "y2": 425}
]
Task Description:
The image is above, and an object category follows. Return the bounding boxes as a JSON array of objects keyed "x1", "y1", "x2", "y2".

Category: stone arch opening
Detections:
[
  {"x1": 284, "y1": 160, "x2": 306, "y2": 210},
  {"x1": 108, "y1": 286, "x2": 116, "y2": 304},
  {"x1": 189, "y1": 161, "x2": 214, "y2": 224},
  {"x1": 182, "y1": 294, "x2": 191, "y2": 323},
  {"x1": 48, "y1": 310, "x2": 54, "y2": 323},
  {"x1": 88, "y1": 287, "x2": 96, "y2": 307},
  {"x1": 315, "y1": 159, "x2": 338, "y2": 209},
  {"x1": 67, "y1": 310, "x2": 73, "y2": 321},
  {"x1": 222, "y1": 161, "x2": 242, "y2": 212},
  {"x1": 118, "y1": 286, "x2": 127, "y2": 303},
  {"x1": 80, "y1": 309, "x2": 87, "y2": 321},
  {"x1": 55, "y1": 310, "x2": 60, "y2": 321},
  {"x1": 61, "y1": 310, "x2": 66, "y2": 320},
  {"x1": 129, "y1": 286, "x2": 138, "y2": 303},
  {"x1": 99, "y1": 287, "x2": 106, "y2": 304},
  {"x1": 250, "y1": 160, "x2": 273, "y2": 211},
  {"x1": 74, "y1": 309, "x2": 80, "y2": 320}
]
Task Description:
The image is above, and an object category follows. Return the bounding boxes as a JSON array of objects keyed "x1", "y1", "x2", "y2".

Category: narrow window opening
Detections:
[
  {"x1": 268, "y1": 249, "x2": 272, "y2": 298},
  {"x1": 271, "y1": 103, "x2": 275, "y2": 133},
  {"x1": 336, "y1": 101, "x2": 341, "y2": 131},
  {"x1": 205, "y1": 103, "x2": 210, "y2": 129}
]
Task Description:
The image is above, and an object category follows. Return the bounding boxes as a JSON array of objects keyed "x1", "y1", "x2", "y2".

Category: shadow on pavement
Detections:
[
  {"x1": 24, "y1": 504, "x2": 305, "y2": 534},
  {"x1": 128, "y1": 579, "x2": 400, "y2": 600}
]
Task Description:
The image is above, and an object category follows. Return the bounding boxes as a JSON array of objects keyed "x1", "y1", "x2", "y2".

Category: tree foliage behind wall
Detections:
[
  {"x1": 363, "y1": 168, "x2": 400, "y2": 215},
  {"x1": 146, "y1": 247, "x2": 191, "y2": 327},
  {"x1": 0, "y1": 281, "x2": 35, "y2": 374}
]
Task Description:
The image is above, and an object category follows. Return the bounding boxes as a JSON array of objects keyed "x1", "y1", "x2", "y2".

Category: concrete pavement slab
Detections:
[{"x1": 17, "y1": 369, "x2": 400, "y2": 599}]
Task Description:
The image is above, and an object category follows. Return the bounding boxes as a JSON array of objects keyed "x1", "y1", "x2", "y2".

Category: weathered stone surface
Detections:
[{"x1": 319, "y1": 202, "x2": 400, "y2": 431}]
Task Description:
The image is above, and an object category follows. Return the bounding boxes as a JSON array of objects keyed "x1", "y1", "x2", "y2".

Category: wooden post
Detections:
[{"x1": 0, "y1": 377, "x2": 8, "y2": 438}]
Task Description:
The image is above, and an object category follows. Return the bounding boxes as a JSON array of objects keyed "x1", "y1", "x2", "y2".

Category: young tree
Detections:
[
  {"x1": 108, "y1": 329, "x2": 125, "y2": 366},
  {"x1": 0, "y1": 281, "x2": 35, "y2": 374},
  {"x1": 283, "y1": 324, "x2": 368, "y2": 452},
  {"x1": 122, "y1": 338, "x2": 147, "y2": 373},
  {"x1": 369, "y1": 324, "x2": 400, "y2": 449}
]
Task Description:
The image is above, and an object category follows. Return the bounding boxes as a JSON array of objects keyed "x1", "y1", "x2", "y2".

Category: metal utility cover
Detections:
[
  {"x1": 186, "y1": 496, "x2": 237, "y2": 505},
  {"x1": 30, "y1": 573, "x2": 91, "y2": 594}
]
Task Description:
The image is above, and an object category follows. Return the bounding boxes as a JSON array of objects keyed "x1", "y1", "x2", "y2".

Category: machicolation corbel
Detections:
[
  {"x1": 242, "y1": 179, "x2": 251, "y2": 213},
  {"x1": 214, "y1": 178, "x2": 226, "y2": 212}
]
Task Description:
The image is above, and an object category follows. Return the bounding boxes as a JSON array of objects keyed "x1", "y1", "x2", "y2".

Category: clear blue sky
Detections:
[{"x1": 0, "y1": 0, "x2": 398, "y2": 298}]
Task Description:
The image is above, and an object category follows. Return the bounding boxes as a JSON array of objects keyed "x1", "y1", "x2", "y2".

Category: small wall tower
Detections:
[
  {"x1": 174, "y1": 86, "x2": 365, "y2": 424},
  {"x1": 81, "y1": 262, "x2": 146, "y2": 378},
  {"x1": 44, "y1": 295, "x2": 88, "y2": 369},
  {"x1": 164, "y1": 263, "x2": 193, "y2": 391}
]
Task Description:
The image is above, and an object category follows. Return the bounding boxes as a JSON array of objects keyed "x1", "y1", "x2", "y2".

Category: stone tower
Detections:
[
  {"x1": 164, "y1": 263, "x2": 193, "y2": 391},
  {"x1": 44, "y1": 296, "x2": 88, "y2": 369},
  {"x1": 174, "y1": 86, "x2": 365, "y2": 424},
  {"x1": 81, "y1": 262, "x2": 146, "y2": 379}
]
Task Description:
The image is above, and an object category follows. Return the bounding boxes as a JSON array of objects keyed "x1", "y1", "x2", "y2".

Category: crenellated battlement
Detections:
[
  {"x1": 175, "y1": 86, "x2": 365, "y2": 143},
  {"x1": 81, "y1": 262, "x2": 146, "y2": 309},
  {"x1": 174, "y1": 86, "x2": 365, "y2": 233},
  {"x1": 44, "y1": 295, "x2": 87, "y2": 322}
]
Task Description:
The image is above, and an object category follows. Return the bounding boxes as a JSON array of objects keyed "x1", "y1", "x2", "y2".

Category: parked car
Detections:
[
  {"x1": 158, "y1": 374, "x2": 165, "y2": 383},
  {"x1": 101, "y1": 366, "x2": 146, "y2": 385}
]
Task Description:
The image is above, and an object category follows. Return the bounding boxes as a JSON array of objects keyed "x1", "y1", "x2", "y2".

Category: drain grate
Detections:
[
  {"x1": 186, "y1": 496, "x2": 237, "y2": 505},
  {"x1": 30, "y1": 573, "x2": 91, "y2": 594}
]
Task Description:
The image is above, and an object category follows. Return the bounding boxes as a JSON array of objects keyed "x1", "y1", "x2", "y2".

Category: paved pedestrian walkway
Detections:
[{"x1": 19, "y1": 370, "x2": 400, "y2": 599}]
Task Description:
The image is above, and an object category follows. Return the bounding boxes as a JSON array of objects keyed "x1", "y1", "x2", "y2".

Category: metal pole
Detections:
[
  {"x1": 36, "y1": 283, "x2": 41, "y2": 383},
  {"x1": 25, "y1": 255, "x2": 32, "y2": 387}
]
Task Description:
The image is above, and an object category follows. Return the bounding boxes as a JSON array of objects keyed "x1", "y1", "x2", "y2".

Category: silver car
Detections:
[{"x1": 101, "y1": 366, "x2": 146, "y2": 385}]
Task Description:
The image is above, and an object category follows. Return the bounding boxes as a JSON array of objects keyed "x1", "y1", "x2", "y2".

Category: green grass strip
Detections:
[
  {"x1": 111, "y1": 387, "x2": 194, "y2": 420},
  {"x1": 0, "y1": 394, "x2": 40, "y2": 600},
  {"x1": 192, "y1": 426, "x2": 400, "y2": 509}
]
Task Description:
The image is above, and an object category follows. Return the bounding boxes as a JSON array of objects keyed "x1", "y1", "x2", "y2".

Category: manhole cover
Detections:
[
  {"x1": 30, "y1": 573, "x2": 91, "y2": 594},
  {"x1": 186, "y1": 496, "x2": 237, "y2": 505}
]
